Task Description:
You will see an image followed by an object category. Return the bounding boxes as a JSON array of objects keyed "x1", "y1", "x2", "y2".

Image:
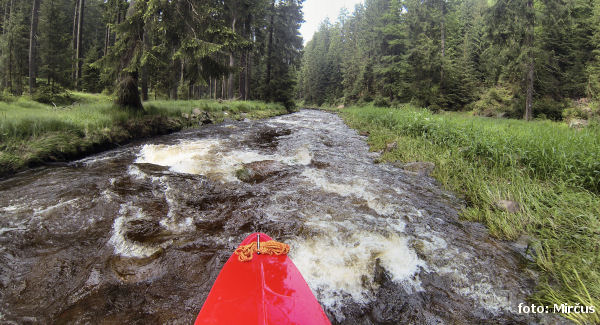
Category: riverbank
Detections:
[
  {"x1": 0, "y1": 93, "x2": 288, "y2": 178},
  {"x1": 333, "y1": 105, "x2": 599, "y2": 324}
]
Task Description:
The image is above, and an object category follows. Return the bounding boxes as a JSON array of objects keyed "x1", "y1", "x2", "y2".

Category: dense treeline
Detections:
[
  {"x1": 298, "y1": 0, "x2": 600, "y2": 120},
  {"x1": 0, "y1": 0, "x2": 303, "y2": 109}
]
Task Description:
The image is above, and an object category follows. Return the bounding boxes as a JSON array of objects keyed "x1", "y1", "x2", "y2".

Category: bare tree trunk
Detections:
[
  {"x1": 6, "y1": 0, "x2": 13, "y2": 92},
  {"x1": 221, "y1": 75, "x2": 225, "y2": 99},
  {"x1": 245, "y1": 51, "x2": 250, "y2": 100},
  {"x1": 75, "y1": 0, "x2": 85, "y2": 89},
  {"x1": 440, "y1": 0, "x2": 446, "y2": 84},
  {"x1": 524, "y1": 0, "x2": 534, "y2": 121},
  {"x1": 72, "y1": 0, "x2": 79, "y2": 81},
  {"x1": 29, "y1": 0, "x2": 41, "y2": 94},
  {"x1": 228, "y1": 16, "x2": 236, "y2": 99},
  {"x1": 239, "y1": 52, "x2": 245, "y2": 100},
  {"x1": 265, "y1": 0, "x2": 275, "y2": 99},
  {"x1": 104, "y1": 24, "x2": 110, "y2": 56}
]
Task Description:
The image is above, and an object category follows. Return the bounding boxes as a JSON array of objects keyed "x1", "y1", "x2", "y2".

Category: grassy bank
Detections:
[
  {"x1": 336, "y1": 105, "x2": 599, "y2": 324},
  {"x1": 0, "y1": 93, "x2": 287, "y2": 177}
]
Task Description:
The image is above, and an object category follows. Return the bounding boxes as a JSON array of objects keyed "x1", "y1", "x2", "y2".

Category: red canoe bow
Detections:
[{"x1": 194, "y1": 233, "x2": 331, "y2": 325}]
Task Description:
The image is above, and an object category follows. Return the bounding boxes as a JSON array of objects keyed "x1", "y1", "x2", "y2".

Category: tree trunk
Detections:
[
  {"x1": 6, "y1": 0, "x2": 13, "y2": 92},
  {"x1": 140, "y1": 27, "x2": 150, "y2": 101},
  {"x1": 265, "y1": 0, "x2": 275, "y2": 99},
  {"x1": 221, "y1": 75, "x2": 225, "y2": 99},
  {"x1": 239, "y1": 52, "x2": 245, "y2": 100},
  {"x1": 440, "y1": 0, "x2": 446, "y2": 84},
  {"x1": 75, "y1": 0, "x2": 85, "y2": 89},
  {"x1": 228, "y1": 16, "x2": 236, "y2": 99},
  {"x1": 29, "y1": 0, "x2": 41, "y2": 94},
  {"x1": 524, "y1": 0, "x2": 534, "y2": 121},
  {"x1": 114, "y1": 0, "x2": 121, "y2": 44},
  {"x1": 245, "y1": 51, "x2": 250, "y2": 100},
  {"x1": 104, "y1": 24, "x2": 110, "y2": 56},
  {"x1": 72, "y1": 0, "x2": 79, "y2": 81}
]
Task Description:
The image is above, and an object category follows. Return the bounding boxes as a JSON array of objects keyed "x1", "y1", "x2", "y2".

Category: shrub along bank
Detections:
[
  {"x1": 338, "y1": 105, "x2": 599, "y2": 324},
  {"x1": 0, "y1": 93, "x2": 287, "y2": 177}
]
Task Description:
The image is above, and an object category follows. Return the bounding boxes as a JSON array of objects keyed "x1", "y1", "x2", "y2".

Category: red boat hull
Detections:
[{"x1": 194, "y1": 233, "x2": 331, "y2": 325}]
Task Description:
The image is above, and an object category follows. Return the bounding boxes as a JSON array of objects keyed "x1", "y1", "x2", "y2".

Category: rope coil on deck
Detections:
[{"x1": 234, "y1": 240, "x2": 290, "y2": 262}]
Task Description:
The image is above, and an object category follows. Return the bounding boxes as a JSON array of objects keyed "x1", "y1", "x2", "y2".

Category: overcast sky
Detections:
[{"x1": 300, "y1": 0, "x2": 364, "y2": 44}]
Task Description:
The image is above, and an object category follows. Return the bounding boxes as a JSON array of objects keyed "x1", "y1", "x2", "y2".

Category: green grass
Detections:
[
  {"x1": 0, "y1": 94, "x2": 287, "y2": 176},
  {"x1": 335, "y1": 104, "x2": 599, "y2": 324}
]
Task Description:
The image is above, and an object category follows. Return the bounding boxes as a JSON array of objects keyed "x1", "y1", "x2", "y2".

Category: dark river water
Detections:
[{"x1": 0, "y1": 110, "x2": 563, "y2": 324}]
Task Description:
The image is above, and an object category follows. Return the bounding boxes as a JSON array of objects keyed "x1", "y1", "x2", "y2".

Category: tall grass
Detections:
[{"x1": 340, "y1": 104, "x2": 599, "y2": 324}]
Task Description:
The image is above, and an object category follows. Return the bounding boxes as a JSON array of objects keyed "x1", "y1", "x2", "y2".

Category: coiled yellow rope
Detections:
[{"x1": 234, "y1": 240, "x2": 290, "y2": 262}]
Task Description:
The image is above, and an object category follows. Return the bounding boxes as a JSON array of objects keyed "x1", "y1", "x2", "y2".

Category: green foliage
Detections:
[
  {"x1": 470, "y1": 86, "x2": 515, "y2": 118},
  {"x1": 372, "y1": 95, "x2": 391, "y2": 108},
  {"x1": 341, "y1": 105, "x2": 600, "y2": 323},
  {"x1": 31, "y1": 84, "x2": 74, "y2": 106}
]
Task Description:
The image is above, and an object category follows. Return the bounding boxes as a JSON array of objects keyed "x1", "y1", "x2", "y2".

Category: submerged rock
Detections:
[
  {"x1": 124, "y1": 219, "x2": 163, "y2": 243},
  {"x1": 236, "y1": 160, "x2": 286, "y2": 183}
]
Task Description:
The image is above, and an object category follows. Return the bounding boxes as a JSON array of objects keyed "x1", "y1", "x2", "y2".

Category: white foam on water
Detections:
[
  {"x1": 291, "y1": 232, "x2": 425, "y2": 321},
  {"x1": 127, "y1": 164, "x2": 147, "y2": 180},
  {"x1": 135, "y1": 139, "x2": 223, "y2": 176},
  {"x1": 33, "y1": 198, "x2": 79, "y2": 216},
  {"x1": 0, "y1": 204, "x2": 28, "y2": 213},
  {"x1": 301, "y1": 168, "x2": 401, "y2": 219},
  {"x1": 108, "y1": 204, "x2": 161, "y2": 258},
  {"x1": 134, "y1": 139, "x2": 312, "y2": 182},
  {"x1": 0, "y1": 227, "x2": 27, "y2": 235}
]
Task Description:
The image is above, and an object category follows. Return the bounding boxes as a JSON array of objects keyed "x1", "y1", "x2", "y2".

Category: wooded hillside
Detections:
[{"x1": 298, "y1": 0, "x2": 600, "y2": 121}]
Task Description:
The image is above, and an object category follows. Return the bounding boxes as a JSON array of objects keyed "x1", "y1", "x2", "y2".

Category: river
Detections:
[{"x1": 0, "y1": 110, "x2": 562, "y2": 324}]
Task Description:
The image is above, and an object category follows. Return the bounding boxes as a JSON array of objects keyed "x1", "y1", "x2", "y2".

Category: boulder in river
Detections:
[
  {"x1": 124, "y1": 219, "x2": 163, "y2": 243},
  {"x1": 236, "y1": 160, "x2": 286, "y2": 183}
]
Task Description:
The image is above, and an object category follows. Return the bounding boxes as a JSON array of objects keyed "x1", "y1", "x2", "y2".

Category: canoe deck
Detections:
[{"x1": 195, "y1": 233, "x2": 331, "y2": 324}]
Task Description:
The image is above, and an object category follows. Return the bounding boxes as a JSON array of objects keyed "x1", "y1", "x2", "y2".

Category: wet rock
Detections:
[
  {"x1": 236, "y1": 160, "x2": 286, "y2": 183},
  {"x1": 200, "y1": 112, "x2": 213, "y2": 125},
  {"x1": 310, "y1": 159, "x2": 330, "y2": 169},
  {"x1": 192, "y1": 108, "x2": 202, "y2": 116},
  {"x1": 124, "y1": 219, "x2": 162, "y2": 242},
  {"x1": 494, "y1": 200, "x2": 521, "y2": 213},
  {"x1": 384, "y1": 142, "x2": 397, "y2": 153},
  {"x1": 253, "y1": 128, "x2": 292, "y2": 148},
  {"x1": 402, "y1": 161, "x2": 435, "y2": 176}
]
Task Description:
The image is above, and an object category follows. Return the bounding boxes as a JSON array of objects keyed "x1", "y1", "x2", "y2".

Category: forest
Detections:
[
  {"x1": 298, "y1": 0, "x2": 600, "y2": 121},
  {"x1": 0, "y1": 0, "x2": 303, "y2": 109}
]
